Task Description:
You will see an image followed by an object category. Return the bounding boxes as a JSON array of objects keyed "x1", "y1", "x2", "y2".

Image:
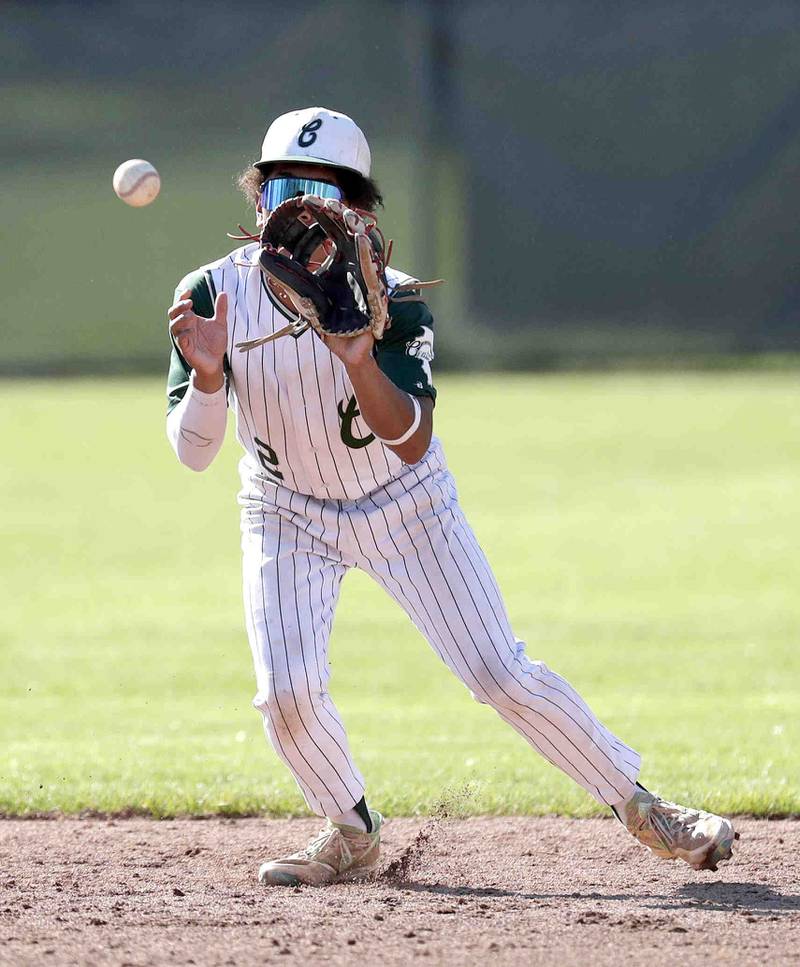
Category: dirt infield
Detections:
[{"x1": 0, "y1": 816, "x2": 797, "y2": 966}]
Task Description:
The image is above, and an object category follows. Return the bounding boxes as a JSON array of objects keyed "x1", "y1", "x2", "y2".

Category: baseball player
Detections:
[{"x1": 165, "y1": 107, "x2": 737, "y2": 887}]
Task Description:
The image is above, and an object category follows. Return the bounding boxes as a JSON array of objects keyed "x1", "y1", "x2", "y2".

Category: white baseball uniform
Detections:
[{"x1": 166, "y1": 247, "x2": 641, "y2": 816}]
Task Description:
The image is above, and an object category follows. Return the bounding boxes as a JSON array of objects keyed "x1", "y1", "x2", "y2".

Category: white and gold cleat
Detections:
[
  {"x1": 620, "y1": 789, "x2": 738, "y2": 871},
  {"x1": 258, "y1": 811, "x2": 383, "y2": 887}
]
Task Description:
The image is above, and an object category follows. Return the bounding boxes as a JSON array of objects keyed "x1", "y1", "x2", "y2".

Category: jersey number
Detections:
[{"x1": 254, "y1": 437, "x2": 284, "y2": 480}]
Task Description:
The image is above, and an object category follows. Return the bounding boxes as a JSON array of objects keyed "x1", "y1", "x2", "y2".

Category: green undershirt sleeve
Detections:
[
  {"x1": 165, "y1": 269, "x2": 218, "y2": 413},
  {"x1": 374, "y1": 296, "x2": 437, "y2": 402}
]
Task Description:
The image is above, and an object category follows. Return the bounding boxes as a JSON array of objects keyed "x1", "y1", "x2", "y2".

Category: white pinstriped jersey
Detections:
[
  {"x1": 167, "y1": 245, "x2": 438, "y2": 500},
  {"x1": 165, "y1": 246, "x2": 642, "y2": 819}
]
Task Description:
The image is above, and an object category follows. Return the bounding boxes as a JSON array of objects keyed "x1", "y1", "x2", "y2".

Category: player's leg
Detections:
[
  {"x1": 346, "y1": 458, "x2": 639, "y2": 807},
  {"x1": 241, "y1": 498, "x2": 381, "y2": 885},
  {"x1": 242, "y1": 500, "x2": 362, "y2": 814},
  {"x1": 347, "y1": 451, "x2": 736, "y2": 870}
]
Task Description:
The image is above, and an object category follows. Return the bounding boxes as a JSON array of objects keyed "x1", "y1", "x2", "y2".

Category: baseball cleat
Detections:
[
  {"x1": 258, "y1": 810, "x2": 383, "y2": 887},
  {"x1": 620, "y1": 789, "x2": 739, "y2": 871}
]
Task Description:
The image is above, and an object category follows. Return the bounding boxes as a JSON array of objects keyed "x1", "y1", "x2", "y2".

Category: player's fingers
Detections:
[
  {"x1": 168, "y1": 299, "x2": 193, "y2": 320},
  {"x1": 168, "y1": 291, "x2": 192, "y2": 311},
  {"x1": 169, "y1": 313, "x2": 195, "y2": 336},
  {"x1": 213, "y1": 292, "x2": 229, "y2": 324}
]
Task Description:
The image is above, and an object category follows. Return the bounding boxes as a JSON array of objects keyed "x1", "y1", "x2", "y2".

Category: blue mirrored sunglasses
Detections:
[{"x1": 260, "y1": 176, "x2": 342, "y2": 211}]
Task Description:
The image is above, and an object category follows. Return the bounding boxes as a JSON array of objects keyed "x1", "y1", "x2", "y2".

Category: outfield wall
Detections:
[{"x1": 4, "y1": 0, "x2": 800, "y2": 374}]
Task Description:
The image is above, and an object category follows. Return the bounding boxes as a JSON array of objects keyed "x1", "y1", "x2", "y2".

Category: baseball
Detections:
[{"x1": 112, "y1": 159, "x2": 161, "y2": 207}]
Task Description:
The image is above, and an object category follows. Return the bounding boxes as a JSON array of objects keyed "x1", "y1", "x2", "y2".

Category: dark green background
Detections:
[{"x1": 5, "y1": 0, "x2": 800, "y2": 373}]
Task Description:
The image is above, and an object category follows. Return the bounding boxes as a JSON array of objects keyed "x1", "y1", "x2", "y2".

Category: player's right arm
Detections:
[{"x1": 165, "y1": 271, "x2": 229, "y2": 472}]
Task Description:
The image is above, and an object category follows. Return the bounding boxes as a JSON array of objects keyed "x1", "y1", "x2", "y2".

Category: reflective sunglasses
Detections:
[{"x1": 260, "y1": 176, "x2": 343, "y2": 211}]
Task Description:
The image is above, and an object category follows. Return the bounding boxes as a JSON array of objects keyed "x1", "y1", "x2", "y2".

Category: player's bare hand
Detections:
[
  {"x1": 321, "y1": 329, "x2": 375, "y2": 370},
  {"x1": 168, "y1": 291, "x2": 228, "y2": 384}
]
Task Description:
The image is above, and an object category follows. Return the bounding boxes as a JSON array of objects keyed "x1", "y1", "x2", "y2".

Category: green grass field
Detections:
[{"x1": 1, "y1": 373, "x2": 798, "y2": 818}]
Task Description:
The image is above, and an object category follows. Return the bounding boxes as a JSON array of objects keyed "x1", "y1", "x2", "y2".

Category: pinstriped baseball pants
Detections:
[{"x1": 240, "y1": 443, "x2": 641, "y2": 817}]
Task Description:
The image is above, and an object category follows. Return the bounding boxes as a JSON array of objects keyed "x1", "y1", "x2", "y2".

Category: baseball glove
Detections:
[{"x1": 236, "y1": 195, "x2": 390, "y2": 352}]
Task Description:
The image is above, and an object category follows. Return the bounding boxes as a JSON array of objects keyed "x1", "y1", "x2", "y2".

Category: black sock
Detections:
[
  {"x1": 353, "y1": 796, "x2": 372, "y2": 833},
  {"x1": 612, "y1": 782, "x2": 648, "y2": 824}
]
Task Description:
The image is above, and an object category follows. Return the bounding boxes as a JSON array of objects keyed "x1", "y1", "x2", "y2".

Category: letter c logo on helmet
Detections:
[{"x1": 298, "y1": 119, "x2": 323, "y2": 147}]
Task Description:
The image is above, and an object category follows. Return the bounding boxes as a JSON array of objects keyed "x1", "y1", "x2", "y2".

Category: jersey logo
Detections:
[
  {"x1": 298, "y1": 118, "x2": 323, "y2": 147},
  {"x1": 405, "y1": 326, "x2": 434, "y2": 362},
  {"x1": 405, "y1": 325, "x2": 434, "y2": 385},
  {"x1": 338, "y1": 395, "x2": 375, "y2": 449}
]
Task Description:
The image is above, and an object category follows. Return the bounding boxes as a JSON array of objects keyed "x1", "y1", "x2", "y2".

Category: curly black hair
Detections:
[{"x1": 238, "y1": 163, "x2": 383, "y2": 212}]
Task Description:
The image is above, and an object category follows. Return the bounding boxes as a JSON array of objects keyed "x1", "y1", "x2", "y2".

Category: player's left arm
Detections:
[
  {"x1": 324, "y1": 298, "x2": 437, "y2": 465},
  {"x1": 165, "y1": 271, "x2": 229, "y2": 472}
]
